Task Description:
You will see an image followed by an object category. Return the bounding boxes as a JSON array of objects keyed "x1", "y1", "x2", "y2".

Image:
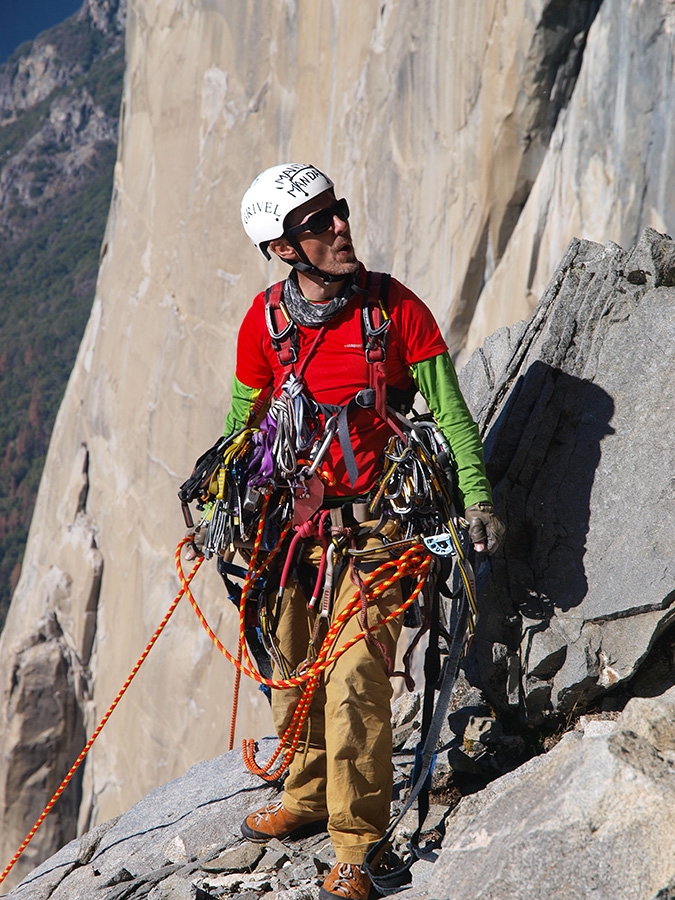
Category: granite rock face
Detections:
[
  {"x1": 1, "y1": 611, "x2": 89, "y2": 880},
  {"x1": 465, "y1": 0, "x2": 675, "y2": 360},
  {"x1": 0, "y1": 445, "x2": 102, "y2": 884},
  {"x1": 460, "y1": 228, "x2": 675, "y2": 722}
]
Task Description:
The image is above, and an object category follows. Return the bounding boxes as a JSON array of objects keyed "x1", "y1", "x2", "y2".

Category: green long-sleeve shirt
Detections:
[{"x1": 410, "y1": 352, "x2": 491, "y2": 509}]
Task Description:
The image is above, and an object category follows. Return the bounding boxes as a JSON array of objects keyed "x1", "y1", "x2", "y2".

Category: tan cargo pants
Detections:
[{"x1": 270, "y1": 523, "x2": 403, "y2": 864}]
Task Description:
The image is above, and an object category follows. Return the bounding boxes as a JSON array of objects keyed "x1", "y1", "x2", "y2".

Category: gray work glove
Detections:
[
  {"x1": 464, "y1": 502, "x2": 505, "y2": 554},
  {"x1": 184, "y1": 523, "x2": 206, "y2": 561}
]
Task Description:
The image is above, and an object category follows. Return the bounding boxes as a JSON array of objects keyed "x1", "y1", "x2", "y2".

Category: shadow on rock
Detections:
[{"x1": 467, "y1": 361, "x2": 614, "y2": 718}]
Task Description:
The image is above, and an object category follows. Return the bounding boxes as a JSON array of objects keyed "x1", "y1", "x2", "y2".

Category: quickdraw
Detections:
[
  {"x1": 371, "y1": 415, "x2": 457, "y2": 537},
  {"x1": 178, "y1": 408, "x2": 478, "y2": 792}
]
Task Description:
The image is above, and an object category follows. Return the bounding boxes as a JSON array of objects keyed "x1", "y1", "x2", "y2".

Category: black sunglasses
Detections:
[{"x1": 285, "y1": 197, "x2": 350, "y2": 237}]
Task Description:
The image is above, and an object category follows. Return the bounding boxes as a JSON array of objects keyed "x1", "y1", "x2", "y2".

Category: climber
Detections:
[{"x1": 188, "y1": 163, "x2": 504, "y2": 900}]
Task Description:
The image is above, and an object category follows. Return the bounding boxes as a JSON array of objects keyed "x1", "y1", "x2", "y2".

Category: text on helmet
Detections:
[
  {"x1": 242, "y1": 201, "x2": 282, "y2": 226},
  {"x1": 273, "y1": 165, "x2": 325, "y2": 198}
]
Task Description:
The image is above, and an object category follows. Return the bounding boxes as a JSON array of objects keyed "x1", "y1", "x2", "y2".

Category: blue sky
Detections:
[{"x1": 0, "y1": 0, "x2": 83, "y2": 65}]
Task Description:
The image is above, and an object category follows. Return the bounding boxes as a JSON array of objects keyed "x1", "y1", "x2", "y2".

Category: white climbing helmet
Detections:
[{"x1": 241, "y1": 163, "x2": 334, "y2": 259}]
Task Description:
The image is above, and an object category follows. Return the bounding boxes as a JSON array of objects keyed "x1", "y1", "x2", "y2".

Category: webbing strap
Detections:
[
  {"x1": 362, "y1": 271, "x2": 391, "y2": 362},
  {"x1": 263, "y1": 270, "x2": 409, "y2": 488},
  {"x1": 265, "y1": 281, "x2": 297, "y2": 366},
  {"x1": 363, "y1": 591, "x2": 468, "y2": 894},
  {"x1": 331, "y1": 271, "x2": 392, "y2": 486},
  {"x1": 264, "y1": 270, "x2": 391, "y2": 372},
  {"x1": 337, "y1": 401, "x2": 359, "y2": 488},
  {"x1": 363, "y1": 272, "x2": 391, "y2": 421}
]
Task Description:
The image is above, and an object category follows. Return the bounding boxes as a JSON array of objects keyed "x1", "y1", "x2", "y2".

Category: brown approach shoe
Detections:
[
  {"x1": 241, "y1": 800, "x2": 324, "y2": 842},
  {"x1": 319, "y1": 862, "x2": 371, "y2": 900}
]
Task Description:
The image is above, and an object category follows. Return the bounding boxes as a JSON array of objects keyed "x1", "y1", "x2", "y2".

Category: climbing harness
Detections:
[
  {"x1": 177, "y1": 271, "x2": 400, "y2": 552},
  {"x1": 174, "y1": 492, "x2": 434, "y2": 776}
]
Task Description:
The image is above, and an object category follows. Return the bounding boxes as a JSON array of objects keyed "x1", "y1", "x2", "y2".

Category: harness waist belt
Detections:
[{"x1": 321, "y1": 499, "x2": 371, "y2": 527}]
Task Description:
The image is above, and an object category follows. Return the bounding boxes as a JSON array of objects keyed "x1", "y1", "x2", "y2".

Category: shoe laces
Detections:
[
  {"x1": 330, "y1": 863, "x2": 366, "y2": 897},
  {"x1": 252, "y1": 800, "x2": 283, "y2": 826}
]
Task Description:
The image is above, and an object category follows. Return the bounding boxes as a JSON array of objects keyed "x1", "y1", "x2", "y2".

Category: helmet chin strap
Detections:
[
  {"x1": 282, "y1": 235, "x2": 348, "y2": 285},
  {"x1": 289, "y1": 259, "x2": 347, "y2": 285}
]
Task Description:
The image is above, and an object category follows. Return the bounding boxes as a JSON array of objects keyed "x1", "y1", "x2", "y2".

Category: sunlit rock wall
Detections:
[
  {"x1": 2, "y1": 0, "x2": 675, "y2": 884},
  {"x1": 466, "y1": 0, "x2": 675, "y2": 358}
]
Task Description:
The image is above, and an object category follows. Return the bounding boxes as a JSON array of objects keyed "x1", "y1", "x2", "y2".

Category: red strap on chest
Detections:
[
  {"x1": 264, "y1": 281, "x2": 297, "y2": 367},
  {"x1": 362, "y1": 272, "x2": 391, "y2": 419}
]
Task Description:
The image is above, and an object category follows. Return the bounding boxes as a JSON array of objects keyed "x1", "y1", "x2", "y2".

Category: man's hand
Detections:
[
  {"x1": 464, "y1": 502, "x2": 505, "y2": 554},
  {"x1": 184, "y1": 524, "x2": 206, "y2": 561}
]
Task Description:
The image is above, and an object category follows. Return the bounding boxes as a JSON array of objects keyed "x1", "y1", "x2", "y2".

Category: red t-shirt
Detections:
[{"x1": 236, "y1": 270, "x2": 447, "y2": 496}]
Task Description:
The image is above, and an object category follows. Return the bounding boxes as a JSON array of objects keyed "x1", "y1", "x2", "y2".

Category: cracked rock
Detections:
[{"x1": 461, "y1": 228, "x2": 675, "y2": 723}]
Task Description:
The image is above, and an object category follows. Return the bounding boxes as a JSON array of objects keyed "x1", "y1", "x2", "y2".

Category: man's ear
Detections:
[{"x1": 268, "y1": 236, "x2": 299, "y2": 262}]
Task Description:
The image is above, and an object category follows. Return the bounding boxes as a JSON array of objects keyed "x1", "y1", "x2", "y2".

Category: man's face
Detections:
[{"x1": 284, "y1": 190, "x2": 359, "y2": 278}]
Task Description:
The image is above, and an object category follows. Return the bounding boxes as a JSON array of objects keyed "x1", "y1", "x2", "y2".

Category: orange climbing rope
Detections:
[
  {"x1": 226, "y1": 492, "x2": 293, "y2": 750},
  {"x1": 175, "y1": 519, "x2": 433, "y2": 781},
  {"x1": 176, "y1": 523, "x2": 431, "y2": 692},
  {"x1": 243, "y1": 546, "x2": 431, "y2": 781},
  {"x1": 0, "y1": 546, "x2": 203, "y2": 890}
]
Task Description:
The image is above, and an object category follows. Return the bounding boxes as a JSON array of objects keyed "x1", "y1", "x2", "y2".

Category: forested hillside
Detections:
[{"x1": 0, "y1": 0, "x2": 124, "y2": 629}]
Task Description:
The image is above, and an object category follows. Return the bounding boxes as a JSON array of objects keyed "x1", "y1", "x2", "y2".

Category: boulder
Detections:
[
  {"x1": 397, "y1": 689, "x2": 675, "y2": 900},
  {"x1": 460, "y1": 228, "x2": 675, "y2": 722}
]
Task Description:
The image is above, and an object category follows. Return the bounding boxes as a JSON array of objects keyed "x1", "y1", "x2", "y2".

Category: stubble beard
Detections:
[{"x1": 329, "y1": 240, "x2": 359, "y2": 277}]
